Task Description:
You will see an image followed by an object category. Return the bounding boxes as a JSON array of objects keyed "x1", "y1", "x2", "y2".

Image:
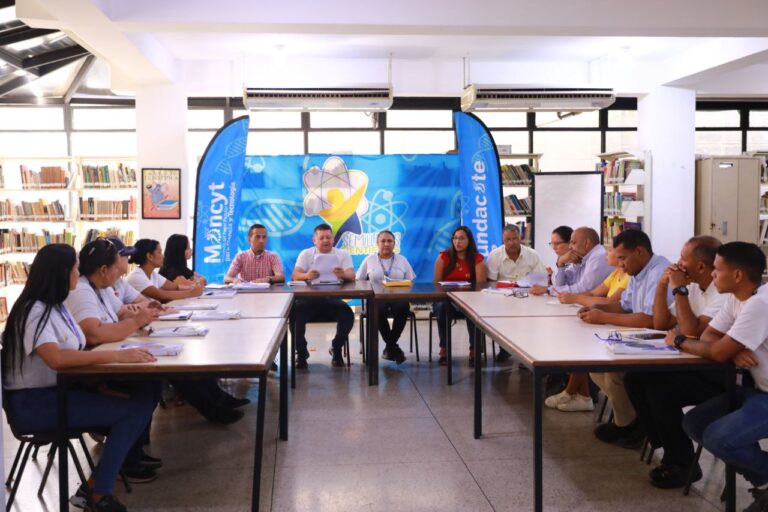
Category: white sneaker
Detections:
[
  {"x1": 544, "y1": 390, "x2": 572, "y2": 409},
  {"x1": 557, "y1": 394, "x2": 595, "y2": 412}
]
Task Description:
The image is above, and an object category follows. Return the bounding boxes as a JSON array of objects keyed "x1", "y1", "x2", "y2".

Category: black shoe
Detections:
[
  {"x1": 650, "y1": 463, "x2": 702, "y2": 489},
  {"x1": 296, "y1": 357, "x2": 308, "y2": 370},
  {"x1": 122, "y1": 465, "x2": 158, "y2": 483},
  {"x1": 91, "y1": 494, "x2": 127, "y2": 512},
  {"x1": 202, "y1": 406, "x2": 245, "y2": 425},
  {"x1": 390, "y1": 346, "x2": 406, "y2": 365},
  {"x1": 218, "y1": 393, "x2": 251, "y2": 409},
  {"x1": 745, "y1": 486, "x2": 768, "y2": 512},
  {"x1": 495, "y1": 348, "x2": 512, "y2": 362},
  {"x1": 297, "y1": 348, "x2": 310, "y2": 360},
  {"x1": 70, "y1": 481, "x2": 90, "y2": 509},
  {"x1": 594, "y1": 420, "x2": 642, "y2": 445},
  {"x1": 616, "y1": 422, "x2": 646, "y2": 449},
  {"x1": 329, "y1": 348, "x2": 345, "y2": 368},
  {"x1": 382, "y1": 346, "x2": 393, "y2": 361},
  {"x1": 140, "y1": 451, "x2": 163, "y2": 469}
]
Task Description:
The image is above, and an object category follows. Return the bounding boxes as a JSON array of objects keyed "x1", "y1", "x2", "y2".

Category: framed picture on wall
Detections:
[{"x1": 142, "y1": 168, "x2": 181, "y2": 219}]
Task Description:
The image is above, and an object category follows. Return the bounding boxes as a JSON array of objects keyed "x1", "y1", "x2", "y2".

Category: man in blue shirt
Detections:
[{"x1": 577, "y1": 229, "x2": 672, "y2": 448}]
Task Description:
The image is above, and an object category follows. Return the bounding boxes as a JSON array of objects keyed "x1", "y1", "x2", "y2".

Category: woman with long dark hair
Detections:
[
  {"x1": 432, "y1": 225, "x2": 487, "y2": 366},
  {"x1": 159, "y1": 234, "x2": 207, "y2": 287},
  {"x1": 2, "y1": 244, "x2": 156, "y2": 512},
  {"x1": 127, "y1": 239, "x2": 203, "y2": 302}
]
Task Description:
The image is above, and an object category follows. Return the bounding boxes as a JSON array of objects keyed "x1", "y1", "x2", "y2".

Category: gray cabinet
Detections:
[{"x1": 696, "y1": 156, "x2": 761, "y2": 244}]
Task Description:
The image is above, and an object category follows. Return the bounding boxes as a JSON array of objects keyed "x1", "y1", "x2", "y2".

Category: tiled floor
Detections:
[{"x1": 2, "y1": 320, "x2": 756, "y2": 511}]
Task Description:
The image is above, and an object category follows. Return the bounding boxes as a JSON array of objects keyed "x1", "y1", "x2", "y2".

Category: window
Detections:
[
  {"x1": 695, "y1": 110, "x2": 740, "y2": 128},
  {"x1": 747, "y1": 131, "x2": 768, "y2": 152},
  {"x1": 386, "y1": 110, "x2": 453, "y2": 128},
  {"x1": 607, "y1": 110, "x2": 637, "y2": 128},
  {"x1": 0, "y1": 107, "x2": 63, "y2": 130},
  {"x1": 490, "y1": 131, "x2": 529, "y2": 154},
  {"x1": 70, "y1": 132, "x2": 137, "y2": 157},
  {"x1": 247, "y1": 131, "x2": 304, "y2": 155},
  {"x1": 384, "y1": 130, "x2": 454, "y2": 154},
  {"x1": 187, "y1": 109, "x2": 224, "y2": 130},
  {"x1": 237, "y1": 110, "x2": 302, "y2": 129},
  {"x1": 308, "y1": 131, "x2": 380, "y2": 154},
  {"x1": 605, "y1": 131, "x2": 639, "y2": 154},
  {"x1": 536, "y1": 111, "x2": 598, "y2": 128},
  {"x1": 0, "y1": 132, "x2": 67, "y2": 156},
  {"x1": 72, "y1": 107, "x2": 136, "y2": 130},
  {"x1": 310, "y1": 112, "x2": 377, "y2": 129},
  {"x1": 695, "y1": 131, "x2": 742, "y2": 155},
  {"x1": 750, "y1": 111, "x2": 768, "y2": 128},
  {"x1": 474, "y1": 112, "x2": 527, "y2": 128},
  {"x1": 534, "y1": 132, "x2": 601, "y2": 172}
]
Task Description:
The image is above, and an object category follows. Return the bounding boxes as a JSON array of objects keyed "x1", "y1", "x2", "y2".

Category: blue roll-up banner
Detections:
[
  {"x1": 453, "y1": 111, "x2": 503, "y2": 256},
  {"x1": 194, "y1": 113, "x2": 503, "y2": 282},
  {"x1": 193, "y1": 116, "x2": 249, "y2": 282}
]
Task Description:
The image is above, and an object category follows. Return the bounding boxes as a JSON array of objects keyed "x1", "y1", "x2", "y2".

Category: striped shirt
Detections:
[{"x1": 226, "y1": 249, "x2": 283, "y2": 281}]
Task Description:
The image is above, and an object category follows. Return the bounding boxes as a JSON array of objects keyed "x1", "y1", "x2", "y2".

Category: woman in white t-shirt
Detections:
[
  {"x1": 1, "y1": 244, "x2": 156, "y2": 512},
  {"x1": 356, "y1": 230, "x2": 416, "y2": 364},
  {"x1": 127, "y1": 239, "x2": 203, "y2": 302}
]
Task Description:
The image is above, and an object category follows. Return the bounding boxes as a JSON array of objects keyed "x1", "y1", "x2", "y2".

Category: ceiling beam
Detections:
[
  {"x1": 22, "y1": 43, "x2": 88, "y2": 69},
  {"x1": 0, "y1": 74, "x2": 32, "y2": 96},
  {"x1": 0, "y1": 0, "x2": 15, "y2": 9},
  {"x1": 0, "y1": 26, "x2": 57, "y2": 46},
  {"x1": 0, "y1": 53, "x2": 85, "y2": 97},
  {"x1": 63, "y1": 53, "x2": 93, "y2": 103}
]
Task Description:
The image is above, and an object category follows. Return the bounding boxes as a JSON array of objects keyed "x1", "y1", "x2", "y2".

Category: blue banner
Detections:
[
  {"x1": 454, "y1": 112, "x2": 503, "y2": 256},
  {"x1": 193, "y1": 116, "x2": 249, "y2": 281}
]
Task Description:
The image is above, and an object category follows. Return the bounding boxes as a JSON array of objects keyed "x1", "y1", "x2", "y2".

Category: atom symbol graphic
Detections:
[{"x1": 361, "y1": 189, "x2": 408, "y2": 234}]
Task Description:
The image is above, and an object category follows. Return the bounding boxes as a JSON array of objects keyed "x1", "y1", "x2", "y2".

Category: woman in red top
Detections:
[{"x1": 432, "y1": 225, "x2": 487, "y2": 365}]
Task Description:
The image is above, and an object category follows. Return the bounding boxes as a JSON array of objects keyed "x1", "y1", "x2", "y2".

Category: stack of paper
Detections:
[
  {"x1": 516, "y1": 272, "x2": 549, "y2": 287},
  {"x1": 174, "y1": 303, "x2": 218, "y2": 311},
  {"x1": 191, "y1": 310, "x2": 241, "y2": 320},
  {"x1": 482, "y1": 288, "x2": 514, "y2": 296},
  {"x1": 148, "y1": 325, "x2": 209, "y2": 337},
  {"x1": 200, "y1": 289, "x2": 237, "y2": 299},
  {"x1": 234, "y1": 282, "x2": 270, "y2": 291},
  {"x1": 382, "y1": 278, "x2": 412, "y2": 287},
  {"x1": 438, "y1": 281, "x2": 471, "y2": 287},
  {"x1": 157, "y1": 311, "x2": 193, "y2": 321},
  {"x1": 606, "y1": 340, "x2": 679, "y2": 355},
  {"x1": 120, "y1": 342, "x2": 183, "y2": 357},
  {"x1": 204, "y1": 283, "x2": 233, "y2": 290}
]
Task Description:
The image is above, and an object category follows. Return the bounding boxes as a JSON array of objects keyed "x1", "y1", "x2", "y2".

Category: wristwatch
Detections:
[
  {"x1": 673, "y1": 334, "x2": 687, "y2": 350},
  {"x1": 672, "y1": 285, "x2": 689, "y2": 297}
]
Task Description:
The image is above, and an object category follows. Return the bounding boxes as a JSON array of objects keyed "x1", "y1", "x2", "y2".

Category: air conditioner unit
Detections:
[
  {"x1": 243, "y1": 86, "x2": 393, "y2": 112},
  {"x1": 461, "y1": 85, "x2": 615, "y2": 112}
]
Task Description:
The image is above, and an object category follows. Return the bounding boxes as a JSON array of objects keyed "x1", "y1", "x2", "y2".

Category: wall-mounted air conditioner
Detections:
[
  {"x1": 461, "y1": 85, "x2": 615, "y2": 112},
  {"x1": 243, "y1": 86, "x2": 393, "y2": 112}
]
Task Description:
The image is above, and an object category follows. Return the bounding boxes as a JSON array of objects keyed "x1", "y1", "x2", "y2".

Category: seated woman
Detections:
[
  {"x1": 127, "y1": 239, "x2": 203, "y2": 302},
  {"x1": 433, "y1": 225, "x2": 487, "y2": 366},
  {"x1": 530, "y1": 225, "x2": 573, "y2": 296},
  {"x1": 356, "y1": 230, "x2": 416, "y2": 364},
  {"x1": 159, "y1": 234, "x2": 207, "y2": 287},
  {"x1": 2, "y1": 244, "x2": 156, "y2": 512},
  {"x1": 546, "y1": 247, "x2": 628, "y2": 412}
]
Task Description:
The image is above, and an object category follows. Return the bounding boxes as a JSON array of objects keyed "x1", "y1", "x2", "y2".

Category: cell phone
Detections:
[{"x1": 628, "y1": 332, "x2": 666, "y2": 340}]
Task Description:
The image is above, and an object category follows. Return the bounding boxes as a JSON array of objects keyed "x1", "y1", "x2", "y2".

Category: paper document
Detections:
[
  {"x1": 597, "y1": 329, "x2": 678, "y2": 355},
  {"x1": 200, "y1": 290, "x2": 237, "y2": 299},
  {"x1": 234, "y1": 282, "x2": 270, "y2": 290},
  {"x1": 173, "y1": 303, "x2": 218, "y2": 311},
  {"x1": 204, "y1": 283, "x2": 233, "y2": 290},
  {"x1": 288, "y1": 280, "x2": 308, "y2": 286},
  {"x1": 157, "y1": 311, "x2": 193, "y2": 321},
  {"x1": 516, "y1": 272, "x2": 549, "y2": 287},
  {"x1": 148, "y1": 325, "x2": 209, "y2": 337},
  {"x1": 121, "y1": 342, "x2": 183, "y2": 356},
  {"x1": 545, "y1": 300, "x2": 581, "y2": 308},
  {"x1": 482, "y1": 288, "x2": 515, "y2": 296},
  {"x1": 191, "y1": 310, "x2": 241, "y2": 320},
  {"x1": 382, "y1": 277, "x2": 412, "y2": 287},
  {"x1": 310, "y1": 253, "x2": 342, "y2": 285},
  {"x1": 438, "y1": 281, "x2": 471, "y2": 287}
]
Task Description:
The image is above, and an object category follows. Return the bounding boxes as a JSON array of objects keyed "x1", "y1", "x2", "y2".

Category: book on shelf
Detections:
[
  {"x1": 6, "y1": 261, "x2": 30, "y2": 284},
  {"x1": 19, "y1": 165, "x2": 71, "y2": 189},
  {"x1": 603, "y1": 191, "x2": 638, "y2": 216},
  {"x1": 81, "y1": 163, "x2": 138, "y2": 189},
  {"x1": 503, "y1": 194, "x2": 532, "y2": 216},
  {"x1": 761, "y1": 192, "x2": 768, "y2": 214},
  {"x1": 512, "y1": 220, "x2": 532, "y2": 245},
  {"x1": 760, "y1": 219, "x2": 768, "y2": 246},
  {"x1": 602, "y1": 218, "x2": 642, "y2": 246},
  {"x1": 0, "y1": 198, "x2": 67, "y2": 221},
  {"x1": 597, "y1": 158, "x2": 643, "y2": 185},
  {"x1": 83, "y1": 228, "x2": 135, "y2": 245},
  {"x1": 79, "y1": 197, "x2": 137, "y2": 221},
  {"x1": 0, "y1": 228, "x2": 75, "y2": 254},
  {"x1": 0, "y1": 164, "x2": 4, "y2": 188},
  {"x1": 500, "y1": 164, "x2": 534, "y2": 186}
]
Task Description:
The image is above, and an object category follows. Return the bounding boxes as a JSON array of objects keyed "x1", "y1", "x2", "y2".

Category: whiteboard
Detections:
[{"x1": 533, "y1": 172, "x2": 603, "y2": 269}]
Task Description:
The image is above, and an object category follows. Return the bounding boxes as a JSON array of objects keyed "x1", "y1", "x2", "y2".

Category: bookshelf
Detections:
[
  {"x1": 498, "y1": 152, "x2": 541, "y2": 247},
  {"x1": 597, "y1": 151, "x2": 652, "y2": 247},
  {"x1": 0, "y1": 157, "x2": 139, "y2": 288},
  {"x1": 746, "y1": 152, "x2": 768, "y2": 248}
]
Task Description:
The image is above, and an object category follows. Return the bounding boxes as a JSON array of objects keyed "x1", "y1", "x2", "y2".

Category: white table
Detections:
[
  {"x1": 172, "y1": 292, "x2": 293, "y2": 319},
  {"x1": 449, "y1": 290, "x2": 581, "y2": 318}
]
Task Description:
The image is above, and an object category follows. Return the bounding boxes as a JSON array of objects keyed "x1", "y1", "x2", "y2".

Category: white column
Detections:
[
  {"x1": 135, "y1": 84, "x2": 189, "y2": 244},
  {"x1": 637, "y1": 86, "x2": 696, "y2": 261}
]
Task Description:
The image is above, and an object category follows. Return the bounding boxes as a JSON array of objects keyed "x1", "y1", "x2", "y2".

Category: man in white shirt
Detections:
[
  {"x1": 292, "y1": 223, "x2": 356, "y2": 368},
  {"x1": 625, "y1": 236, "x2": 729, "y2": 489},
  {"x1": 679, "y1": 242, "x2": 768, "y2": 512}
]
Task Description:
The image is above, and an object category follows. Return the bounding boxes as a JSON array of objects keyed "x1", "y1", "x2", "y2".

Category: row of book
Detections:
[
  {"x1": 603, "y1": 218, "x2": 642, "y2": 247},
  {"x1": 761, "y1": 160, "x2": 768, "y2": 184},
  {"x1": 761, "y1": 192, "x2": 768, "y2": 214},
  {"x1": 0, "y1": 199, "x2": 67, "y2": 222},
  {"x1": 0, "y1": 262, "x2": 30, "y2": 285},
  {"x1": 83, "y1": 228, "x2": 135, "y2": 246},
  {"x1": 511, "y1": 220, "x2": 532, "y2": 246},
  {"x1": 603, "y1": 191, "x2": 638, "y2": 216},
  {"x1": 20, "y1": 165, "x2": 72, "y2": 189},
  {"x1": 0, "y1": 229, "x2": 75, "y2": 254},
  {"x1": 503, "y1": 194, "x2": 532, "y2": 216},
  {"x1": 597, "y1": 158, "x2": 643, "y2": 185},
  {"x1": 81, "y1": 163, "x2": 138, "y2": 188},
  {"x1": 500, "y1": 164, "x2": 534, "y2": 186},
  {"x1": 0, "y1": 164, "x2": 4, "y2": 188},
  {"x1": 79, "y1": 197, "x2": 137, "y2": 221}
]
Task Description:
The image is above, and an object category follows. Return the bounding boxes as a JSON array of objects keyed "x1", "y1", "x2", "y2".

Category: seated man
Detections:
[
  {"x1": 292, "y1": 223, "x2": 355, "y2": 368},
  {"x1": 578, "y1": 229, "x2": 671, "y2": 448},
  {"x1": 225, "y1": 223, "x2": 285, "y2": 284},
  {"x1": 625, "y1": 235, "x2": 728, "y2": 489},
  {"x1": 680, "y1": 242, "x2": 768, "y2": 512},
  {"x1": 486, "y1": 224, "x2": 546, "y2": 361}
]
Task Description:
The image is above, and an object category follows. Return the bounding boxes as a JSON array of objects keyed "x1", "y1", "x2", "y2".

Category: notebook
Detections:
[
  {"x1": 173, "y1": 303, "x2": 218, "y2": 311},
  {"x1": 191, "y1": 310, "x2": 241, "y2": 320},
  {"x1": 157, "y1": 311, "x2": 193, "y2": 321},
  {"x1": 147, "y1": 325, "x2": 209, "y2": 337},
  {"x1": 120, "y1": 342, "x2": 183, "y2": 356},
  {"x1": 200, "y1": 290, "x2": 237, "y2": 299}
]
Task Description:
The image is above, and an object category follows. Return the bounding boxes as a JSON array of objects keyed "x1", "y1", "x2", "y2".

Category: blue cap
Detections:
[{"x1": 107, "y1": 237, "x2": 137, "y2": 256}]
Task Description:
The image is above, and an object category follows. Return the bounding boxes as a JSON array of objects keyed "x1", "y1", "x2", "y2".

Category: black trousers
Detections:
[
  {"x1": 433, "y1": 300, "x2": 476, "y2": 349},
  {"x1": 625, "y1": 370, "x2": 724, "y2": 467},
  {"x1": 294, "y1": 298, "x2": 354, "y2": 352},
  {"x1": 376, "y1": 301, "x2": 410, "y2": 346}
]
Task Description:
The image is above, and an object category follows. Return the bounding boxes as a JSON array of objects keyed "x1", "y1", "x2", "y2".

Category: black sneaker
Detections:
[
  {"x1": 382, "y1": 347, "x2": 392, "y2": 361},
  {"x1": 296, "y1": 357, "x2": 308, "y2": 370},
  {"x1": 494, "y1": 348, "x2": 512, "y2": 362},
  {"x1": 140, "y1": 451, "x2": 163, "y2": 469},
  {"x1": 69, "y1": 481, "x2": 90, "y2": 509},
  {"x1": 122, "y1": 465, "x2": 158, "y2": 483},
  {"x1": 594, "y1": 421, "x2": 627, "y2": 443},
  {"x1": 329, "y1": 348, "x2": 345, "y2": 367},
  {"x1": 218, "y1": 393, "x2": 251, "y2": 409},
  {"x1": 650, "y1": 463, "x2": 702, "y2": 489},
  {"x1": 390, "y1": 346, "x2": 406, "y2": 365},
  {"x1": 202, "y1": 406, "x2": 245, "y2": 425},
  {"x1": 91, "y1": 494, "x2": 127, "y2": 512},
  {"x1": 745, "y1": 486, "x2": 768, "y2": 512}
]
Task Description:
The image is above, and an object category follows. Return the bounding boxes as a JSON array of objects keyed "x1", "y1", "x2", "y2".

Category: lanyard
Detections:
[
  {"x1": 378, "y1": 254, "x2": 395, "y2": 278},
  {"x1": 87, "y1": 279, "x2": 118, "y2": 323},
  {"x1": 58, "y1": 305, "x2": 83, "y2": 347}
]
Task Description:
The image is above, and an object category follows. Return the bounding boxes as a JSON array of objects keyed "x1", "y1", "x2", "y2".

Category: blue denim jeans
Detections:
[
  {"x1": 7, "y1": 386, "x2": 155, "y2": 496},
  {"x1": 682, "y1": 388, "x2": 768, "y2": 487}
]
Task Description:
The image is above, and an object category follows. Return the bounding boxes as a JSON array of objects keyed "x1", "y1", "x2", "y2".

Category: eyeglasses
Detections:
[
  {"x1": 548, "y1": 241, "x2": 566, "y2": 248},
  {"x1": 594, "y1": 331, "x2": 623, "y2": 343},
  {"x1": 512, "y1": 290, "x2": 529, "y2": 299},
  {"x1": 453, "y1": 236, "x2": 468, "y2": 241}
]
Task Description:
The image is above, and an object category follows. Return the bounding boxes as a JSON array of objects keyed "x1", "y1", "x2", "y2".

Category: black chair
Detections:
[{"x1": 295, "y1": 309, "x2": 353, "y2": 368}]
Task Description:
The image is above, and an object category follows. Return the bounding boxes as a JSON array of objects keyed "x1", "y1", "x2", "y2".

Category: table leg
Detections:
[
  {"x1": 724, "y1": 366, "x2": 736, "y2": 512},
  {"x1": 279, "y1": 332, "x2": 288, "y2": 441},
  {"x1": 252, "y1": 374, "x2": 268, "y2": 512},
  {"x1": 446, "y1": 303, "x2": 453, "y2": 386},
  {"x1": 57, "y1": 379, "x2": 69, "y2": 512},
  {"x1": 289, "y1": 312, "x2": 296, "y2": 390},
  {"x1": 368, "y1": 297, "x2": 379, "y2": 386},
  {"x1": 533, "y1": 369, "x2": 543, "y2": 512},
  {"x1": 473, "y1": 324, "x2": 482, "y2": 439}
]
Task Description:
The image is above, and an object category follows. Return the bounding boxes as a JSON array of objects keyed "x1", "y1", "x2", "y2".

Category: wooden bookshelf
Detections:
[
  {"x1": 498, "y1": 152, "x2": 541, "y2": 247},
  {"x1": 597, "y1": 151, "x2": 652, "y2": 247}
]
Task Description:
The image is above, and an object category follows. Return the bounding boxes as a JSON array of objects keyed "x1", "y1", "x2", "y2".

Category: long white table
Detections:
[
  {"x1": 449, "y1": 291, "x2": 582, "y2": 318},
  {"x1": 56, "y1": 318, "x2": 289, "y2": 512},
  {"x1": 172, "y1": 292, "x2": 294, "y2": 319}
]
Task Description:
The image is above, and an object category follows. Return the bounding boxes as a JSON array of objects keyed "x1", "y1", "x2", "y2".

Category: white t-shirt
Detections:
[
  {"x1": 670, "y1": 280, "x2": 729, "y2": 319},
  {"x1": 3, "y1": 301, "x2": 86, "y2": 390},
  {"x1": 356, "y1": 253, "x2": 416, "y2": 283},
  {"x1": 126, "y1": 267, "x2": 167, "y2": 293},
  {"x1": 486, "y1": 245, "x2": 547, "y2": 281},
  {"x1": 113, "y1": 277, "x2": 141, "y2": 305},
  {"x1": 65, "y1": 276, "x2": 122, "y2": 324},
  {"x1": 709, "y1": 285, "x2": 768, "y2": 392},
  {"x1": 295, "y1": 248, "x2": 354, "y2": 273}
]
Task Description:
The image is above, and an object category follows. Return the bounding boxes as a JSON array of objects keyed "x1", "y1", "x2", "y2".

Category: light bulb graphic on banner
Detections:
[{"x1": 303, "y1": 156, "x2": 369, "y2": 245}]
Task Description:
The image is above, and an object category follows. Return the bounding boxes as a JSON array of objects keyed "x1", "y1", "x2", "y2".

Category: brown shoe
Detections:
[{"x1": 438, "y1": 347, "x2": 447, "y2": 365}]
